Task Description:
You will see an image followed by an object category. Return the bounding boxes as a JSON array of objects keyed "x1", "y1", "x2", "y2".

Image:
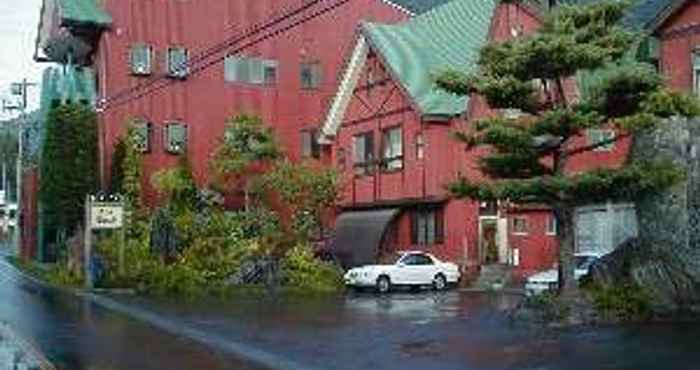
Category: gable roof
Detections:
[
  {"x1": 362, "y1": 0, "x2": 498, "y2": 117},
  {"x1": 385, "y1": 0, "x2": 457, "y2": 15}
]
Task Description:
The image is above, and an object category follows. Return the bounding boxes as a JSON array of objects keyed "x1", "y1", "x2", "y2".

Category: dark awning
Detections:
[{"x1": 331, "y1": 208, "x2": 401, "y2": 269}]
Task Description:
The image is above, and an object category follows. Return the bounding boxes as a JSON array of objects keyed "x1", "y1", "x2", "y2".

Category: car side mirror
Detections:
[{"x1": 397, "y1": 262, "x2": 406, "y2": 268}]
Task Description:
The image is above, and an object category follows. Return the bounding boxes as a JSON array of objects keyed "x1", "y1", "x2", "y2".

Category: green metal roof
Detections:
[
  {"x1": 57, "y1": 0, "x2": 112, "y2": 27},
  {"x1": 361, "y1": 0, "x2": 498, "y2": 117},
  {"x1": 388, "y1": 0, "x2": 456, "y2": 14}
]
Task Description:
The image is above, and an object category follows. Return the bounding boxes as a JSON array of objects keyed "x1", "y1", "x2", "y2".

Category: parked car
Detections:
[
  {"x1": 524, "y1": 253, "x2": 602, "y2": 296},
  {"x1": 343, "y1": 251, "x2": 461, "y2": 293}
]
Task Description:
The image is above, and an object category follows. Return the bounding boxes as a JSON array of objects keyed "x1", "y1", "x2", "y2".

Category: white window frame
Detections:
[
  {"x1": 132, "y1": 119, "x2": 152, "y2": 153},
  {"x1": 381, "y1": 126, "x2": 403, "y2": 171},
  {"x1": 130, "y1": 44, "x2": 153, "y2": 76},
  {"x1": 164, "y1": 122, "x2": 188, "y2": 155},
  {"x1": 224, "y1": 56, "x2": 278, "y2": 85},
  {"x1": 511, "y1": 216, "x2": 529, "y2": 235},
  {"x1": 353, "y1": 132, "x2": 374, "y2": 176},
  {"x1": 166, "y1": 46, "x2": 189, "y2": 79},
  {"x1": 546, "y1": 215, "x2": 557, "y2": 236}
]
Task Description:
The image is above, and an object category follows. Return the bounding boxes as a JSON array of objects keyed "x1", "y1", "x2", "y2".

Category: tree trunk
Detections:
[{"x1": 555, "y1": 206, "x2": 578, "y2": 298}]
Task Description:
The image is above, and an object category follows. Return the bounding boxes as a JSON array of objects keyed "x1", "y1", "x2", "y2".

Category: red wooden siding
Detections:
[{"x1": 96, "y1": 0, "x2": 408, "y2": 203}]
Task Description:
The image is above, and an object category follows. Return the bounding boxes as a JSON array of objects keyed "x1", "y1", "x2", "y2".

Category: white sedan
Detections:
[
  {"x1": 344, "y1": 251, "x2": 460, "y2": 293},
  {"x1": 524, "y1": 253, "x2": 602, "y2": 296}
]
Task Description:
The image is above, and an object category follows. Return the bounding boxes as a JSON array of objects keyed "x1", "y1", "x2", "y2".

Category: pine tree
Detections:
[
  {"x1": 40, "y1": 103, "x2": 99, "y2": 250},
  {"x1": 437, "y1": 1, "x2": 699, "y2": 297}
]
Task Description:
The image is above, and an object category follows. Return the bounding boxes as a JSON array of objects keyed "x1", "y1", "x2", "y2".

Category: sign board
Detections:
[{"x1": 90, "y1": 202, "x2": 124, "y2": 229}]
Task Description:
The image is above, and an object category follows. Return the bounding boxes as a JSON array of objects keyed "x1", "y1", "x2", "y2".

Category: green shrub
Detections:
[
  {"x1": 521, "y1": 291, "x2": 571, "y2": 322},
  {"x1": 588, "y1": 281, "x2": 652, "y2": 321},
  {"x1": 281, "y1": 245, "x2": 344, "y2": 294}
]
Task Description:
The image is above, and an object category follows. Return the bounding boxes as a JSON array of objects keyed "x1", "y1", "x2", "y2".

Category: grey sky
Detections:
[{"x1": 0, "y1": 0, "x2": 44, "y2": 120}]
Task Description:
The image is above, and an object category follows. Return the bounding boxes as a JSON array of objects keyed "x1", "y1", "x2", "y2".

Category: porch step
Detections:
[{"x1": 472, "y1": 264, "x2": 512, "y2": 290}]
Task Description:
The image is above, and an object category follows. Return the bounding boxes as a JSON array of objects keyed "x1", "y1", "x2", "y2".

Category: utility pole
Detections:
[{"x1": 2, "y1": 79, "x2": 37, "y2": 256}]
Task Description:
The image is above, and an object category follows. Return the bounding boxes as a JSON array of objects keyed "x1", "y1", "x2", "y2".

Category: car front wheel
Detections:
[
  {"x1": 376, "y1": 276, "x2": 391, "y2": 294},
  {"x1": 433, "y1": 274, "x2": 447, "y2": 291}
]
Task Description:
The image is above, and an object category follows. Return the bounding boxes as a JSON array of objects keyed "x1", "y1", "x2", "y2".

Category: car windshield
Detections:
[{"x1": 575, "y1": 256, "x2": 597, "y2": 270}]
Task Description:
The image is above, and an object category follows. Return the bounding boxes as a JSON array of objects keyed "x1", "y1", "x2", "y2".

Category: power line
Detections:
[
  {"x1": 100, "y1": 0, "x2": 327, "y2": 107},
  {"x1": 103, "y1": 0, "x2": 353, "y2": 111}
]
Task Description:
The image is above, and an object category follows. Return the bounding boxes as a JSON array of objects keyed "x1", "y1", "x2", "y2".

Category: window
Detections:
[
  {"x1": 381, "y1": 126, "x2": 403, "y2": 171},
  {"x1": 130, "y1": 44, "x2": 152, "y2": 76},
  {"x1": 224, "y1": 56, "x2": 278, "y2": 85},
  {"x1": 262, "y1": 59, "x2": 279, "y2": 85},
  {"x1": 300, "y1": 61, "x2": 322, "y2": 89},
  {"x1": 546, "y1": 215, "x2": 557, "y2": 235},
  {"x1": 402, "y1": 253, "x2": 434, "y2": 266},
  {"x1": 353, "y1": 132, "x2": 374, "y2": 176},
  {"x1": 132, "y1": 119, "x2": 152, "y2": 153},
  {"x1": 166, "y1": 47, "x2": 189, "y2": 79},
  {"x1": 415, "y1": 133, "x2": 425, "y2": 160},
  {"x1": 411, "y1": 208, "x2": 444, "y2": 245},
  {"x1": 587, "y1": 129, "x2": 615, "y2": 151},
  {"x1": 301, "y1": 130, "x2": 320, "y2": 159},
  {"x1": 511, "y1": 216, "x2": 528, "y2": 235},
  {"x1": 165, "y1": 122, "x2": 187, "y2": 154}
]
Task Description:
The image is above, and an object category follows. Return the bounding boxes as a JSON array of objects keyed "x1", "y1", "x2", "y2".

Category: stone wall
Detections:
[{"x1": 591, "y1": 118, "x2": 700, "y2": 315}]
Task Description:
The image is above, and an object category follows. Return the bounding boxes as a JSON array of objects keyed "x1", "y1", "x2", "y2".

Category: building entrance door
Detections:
[{"x1": 479, "y1": 217, "x2": 509, "y2": 265}]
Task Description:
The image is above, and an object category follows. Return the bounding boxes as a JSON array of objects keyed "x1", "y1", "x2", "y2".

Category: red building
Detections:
[
  {"x1": 30, "y1": 0, "x2": 697, "y2": 271},
  {"x1": 320, "y1": 0, "x2": 641, "y2": 280},
  {"x1": 35, "y1": 0, "x2": 458, "y2": 204}
]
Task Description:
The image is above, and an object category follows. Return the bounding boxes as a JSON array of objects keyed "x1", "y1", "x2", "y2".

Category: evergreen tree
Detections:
[
  {"x1": 212, "y1": 114, "x2": 280, "y2": 210},
  {"x1": 437, "y1": 1, "x2": 699, "y2": 296},
  {"x1": 40, "y1": 103, "x2": 99, "y2": 250}
]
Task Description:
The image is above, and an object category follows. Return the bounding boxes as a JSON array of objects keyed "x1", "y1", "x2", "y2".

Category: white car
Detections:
[
  {"x1": 344, "y1": 251, "x2": 461, "y2": 293},
  {"x1": 524, "y1": 253, "x2": 602, "y2": 296}
]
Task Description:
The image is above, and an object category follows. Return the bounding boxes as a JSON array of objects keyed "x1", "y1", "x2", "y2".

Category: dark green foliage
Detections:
[
  {"x1": 281, "y1": 245, "x2": 344, "y2": 293},
  {"x1": 260, "y1": 161, "x2": 341, "y2": 239},
  {"x1": 438, "y1": 1, "x2": 699, "y2": 295},
  {"x1": 40, "y1": 103, "x2": 99, "y2": 243},
  {"x1": 110, "y1": 138, "x2": 126, "y2": 194},
  {"x1": 212, "y1": 114, "x2": 280, "y2": 179},
  {"x1": 449, "y1": 160, "x2": 684, "y2": 206},
  {"x1": 587, "y1": 281, "x2": 652, "y2": 321}
]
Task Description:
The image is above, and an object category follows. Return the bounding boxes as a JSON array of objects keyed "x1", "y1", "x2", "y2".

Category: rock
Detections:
[{"x1": 590, "y1": 118, "x2": 700, "y2": 317}]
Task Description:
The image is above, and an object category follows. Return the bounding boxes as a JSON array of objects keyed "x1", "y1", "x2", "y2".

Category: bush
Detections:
[
  {"x1": 588, "y1": 281, "x2": 652, "y2": 321},
  {"x1": 525, "y1": 291, "x2": 571, "y2": 322},
  {"x1": 281, "y1": 245, "x2": 344, "y2": 293}
]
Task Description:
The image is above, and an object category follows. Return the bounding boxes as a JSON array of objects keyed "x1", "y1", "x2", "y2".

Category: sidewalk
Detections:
[{"x1": 0, "y1": 322, "x2": 55, "y2": 370}]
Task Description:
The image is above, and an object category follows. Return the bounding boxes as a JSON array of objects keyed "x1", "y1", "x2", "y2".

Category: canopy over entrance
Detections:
[{"x1": 331, "y1": 208, "x2": 401, "y2": 269}]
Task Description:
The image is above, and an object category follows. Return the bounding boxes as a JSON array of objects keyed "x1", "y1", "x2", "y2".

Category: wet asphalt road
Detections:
[
  {"x1": 0, "y1": 247, "x2": 700, "y2": 370},
  {"x1": 0, "y1": 256, "x2": 271, "y2": 370}
]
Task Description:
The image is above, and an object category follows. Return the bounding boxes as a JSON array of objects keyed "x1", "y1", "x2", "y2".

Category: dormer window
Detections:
[{"x1": 130, "y1": 44, "x2": 153, "y2": 76}]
